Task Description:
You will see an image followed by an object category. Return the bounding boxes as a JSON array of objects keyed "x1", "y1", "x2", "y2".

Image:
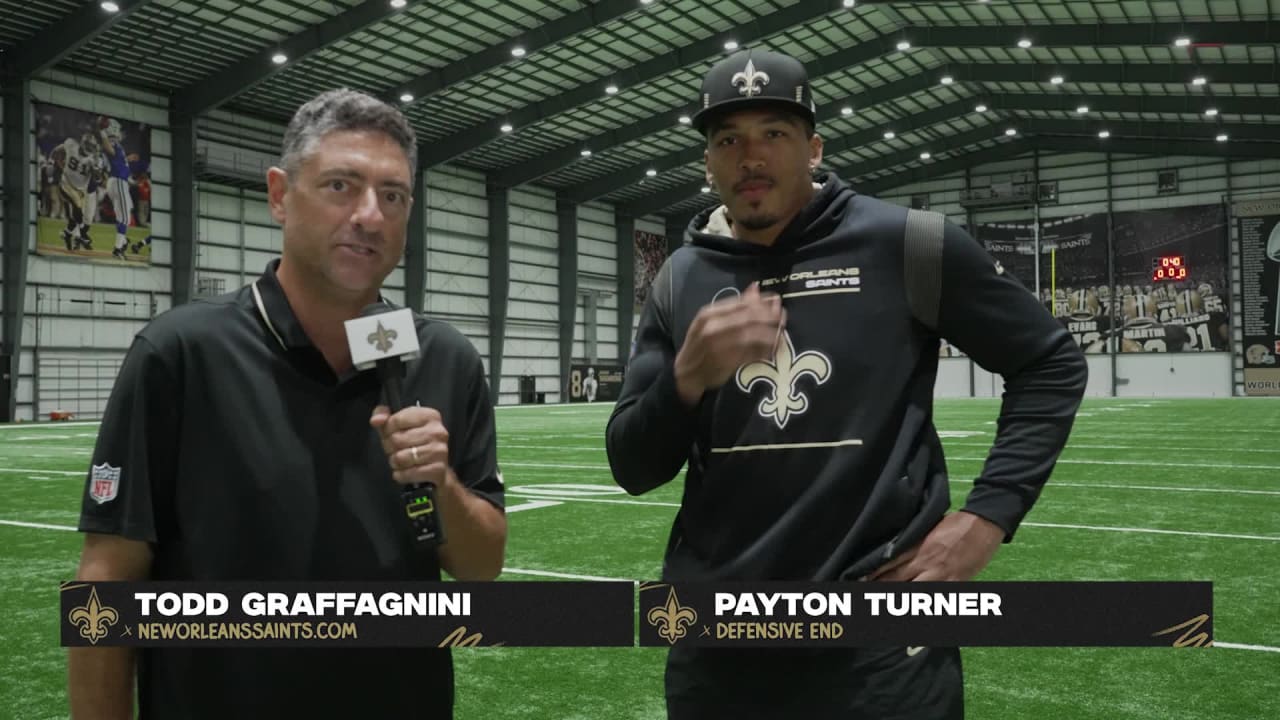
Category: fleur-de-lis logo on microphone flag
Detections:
[{"x1": 367, "y1": 321, "x2": 398, "y2": 353}]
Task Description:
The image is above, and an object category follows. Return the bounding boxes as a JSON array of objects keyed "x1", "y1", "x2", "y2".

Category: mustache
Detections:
[
  {"x1": 337, "y1": 230, "x2": 383, "y2": 247},
  {"x1": 733, "y1": 174, "x2": 775, "y2": 192}
]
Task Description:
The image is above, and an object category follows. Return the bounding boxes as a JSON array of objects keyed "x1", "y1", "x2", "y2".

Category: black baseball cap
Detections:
[{"x1": 691, "y1": 49, "x2": 817, "y2": 135}]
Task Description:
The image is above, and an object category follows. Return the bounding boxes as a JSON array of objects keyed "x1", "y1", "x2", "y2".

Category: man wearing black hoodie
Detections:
[{"x1": 606, "y1": 49, "x2": 1088, "y2": 718}]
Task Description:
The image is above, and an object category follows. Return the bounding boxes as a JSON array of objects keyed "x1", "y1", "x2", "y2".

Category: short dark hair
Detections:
[
  {"x1": 281, "y1": 88, "x2": 418, "y2": 184},
  {"x1": 704, "y1": 104, "x2": 815, "y2": 143}
]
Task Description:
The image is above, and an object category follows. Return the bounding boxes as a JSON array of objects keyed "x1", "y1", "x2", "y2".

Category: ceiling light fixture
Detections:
[
  {"x1": 1204, "y1": 108, "x2": 1219, "y2": 117},
  {"x1": 511, "y1": 46, "x2": 526, "y2": 58},
  {"x1": 1076, "y1": 105, "x2": 1089, "y2": 114},
  {"x1": 920, "y1": 151, "x2": 931, "y2": 160},
  {"x1": 841, "y1": 106, "x2": 854, "y2": 116},
  {"x1": 1192, "y1": 76, "x2": 1207, "y2": 86},
  {"x1": 1017, "y1": 38, "x2": 1032, "y2": 49},
  {"x1": 1005, "y1": 128, "x2": 1018, "y2": 136},
  {"x1": 399, "y1": 93, "x2": 414, "y2": 103},
  {"x1": 940, "y1": 75, "x2": 954, "y2": 85},
  {"x1": 724, "y1": 40, "x2": 739, "y2": 51},
  {"x1": 1050, "y1": 75, "x2": 1064, "y2": 84},
  {"x1": 1216, "y1": 133, "x2": 1229, "y2": 142},
  {"x1": 883, "y1": 130, "x2": 896, "y2": 139},
  {"x1": 975, "y1": 103, "x2": 988, "y2": 113},
  {"x1": 500, "y1": 123, "x2": 513, "y2": 133},
  {"x1": 678, "y1": 115, "x2": 691, "y2": 124},
  {"x1": 645, "y1": 169, "x2": 657, "y2": 177},
  {"x1": 896, "y1": 40, "x2": 912, "y2": 51},
  {"x1": 580, "y1": 149, "x2": 592, "y2": 157},
  {"x1": 605, "y1": 84, "x2": 619, "y2": 95},
  {"x1": 101, "y1": 1, "x2": 119, "y2": 11},
  {"x1": 271, "y1": 52, "x2": 288, "y2": 65},
  {"x1": 1174, "y1": 36, "x2": 1191, "y2": 47},
  {"x1": 1098, "y1": 130, "x2": 1111, "y2": 138}
]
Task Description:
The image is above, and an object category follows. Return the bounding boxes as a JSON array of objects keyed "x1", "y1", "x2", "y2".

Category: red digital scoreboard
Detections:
[{"x1": 1151, "y1": 255, "x2": 1188, "y2": 282}]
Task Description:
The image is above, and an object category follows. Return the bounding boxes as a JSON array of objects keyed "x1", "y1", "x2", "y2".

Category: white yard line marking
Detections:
[
  {"x1": 0, "y1": 519, "x2": 77, "y2": 532},
  {"x1": 505, "y1": 492, "x2": 680, "y2": 509},
  {"x1": 503, "y1": 461, "x2": 612, "y2": 470},
  {"x1": 499, "y1": 567, "x2": 633, "y2": 582},
  {"x1": 1049, "y1": 482, "x2": 1280, "y2": 496},
  {"x1": 0, "y1": 468, "x2": 84, "y2": 476},
  {"x1": 501, "y1": 494, "x2": 1279, "y2": 540},
  {"x1": 504, "y1": 500, "x2": 563, "y2": 513},
  {"x1": 950, "y1": 456, "x2": 1280, "y2": 471},
  {"x1": 1021, "y1": 521, "x2": 1279, "y2": 542},
  {"x1": 944, "y1": 441, "x2": 1280, "y2": 455},
  {"x1": 1215, "y1": 642, "x2": 1280, "y2": 653}
]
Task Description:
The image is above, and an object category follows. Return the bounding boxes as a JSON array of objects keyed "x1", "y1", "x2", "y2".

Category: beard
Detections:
[{"x1": 734, "y1": 211, "x2": 782, "y2": 231}]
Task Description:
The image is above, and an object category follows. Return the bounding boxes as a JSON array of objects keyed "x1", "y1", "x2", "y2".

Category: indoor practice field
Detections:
[{"x1": 1, "y1": 397, "x2": 1277, "y2": 719}]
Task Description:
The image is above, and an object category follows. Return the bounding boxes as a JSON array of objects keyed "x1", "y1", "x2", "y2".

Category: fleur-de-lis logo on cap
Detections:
[
  {"x1": 731, "y1": 59, "x2": 770, "y2": 98},
  {"x1": 68, "y1": 586, "x2": 119, "y2": 645},
  {"x1": 647, "y1": 587, "x2": 698, "y2": 645},
  {"x1": 367, "y1": 321, "x2": 398, "y2": 353}
]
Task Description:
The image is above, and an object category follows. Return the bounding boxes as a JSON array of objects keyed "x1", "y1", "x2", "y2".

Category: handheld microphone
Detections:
[{"x1": 345, "y1": 304, "x2": 445, "y2": 548}]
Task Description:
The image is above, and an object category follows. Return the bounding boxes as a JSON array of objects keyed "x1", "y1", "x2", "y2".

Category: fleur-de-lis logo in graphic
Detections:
[
  {"x1": 647, "y1": 587, "x2": 698, "y2": 645},
  {"x1": 1152, "y1": 614, "x2": 1212, "y2": 648},
  {"x1": 367, "y1": 321, "x2": 398, "y2": 353},
  {"x1": 68, "y1": 586, "x2": 119, "y2": 645},
  {"x1": 731, "y1": 59, "x2": 770, "y2": 98},
  {"x1": 736, "y1": 330, "x2": 832, "y2": 429}
]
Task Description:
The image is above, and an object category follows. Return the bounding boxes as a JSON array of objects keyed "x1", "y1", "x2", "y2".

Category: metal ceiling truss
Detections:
[
  {"x1": 3, "y1": 0, "x2": 154, "y2": 78},
  {"x1": 416, "y1": 1, "x2": 847, "y2": 168},
  {"x1": 567, "y1": 96, "x2": 981, "y2": 203},
  {"x1": 572, "y1": 81, "x2": 1279, "y2": 203},
  {"x1": 623, "y1": 113, "x2": 1276, "y2": 218},
  {"x1": 493, "y1": 48, "x2": 1276, "y2": 191},
  {"x1": 388, "y1": 0, "x2": 645, "y2": 108},
  {"x1": 170, "y1": 0, "x2": 418, "y2": 116}
]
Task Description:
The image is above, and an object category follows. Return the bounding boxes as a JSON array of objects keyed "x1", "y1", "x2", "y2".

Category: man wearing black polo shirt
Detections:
[
  {"x1": 606, "y1": 49, "x2": 1087, "y2": 717},
  {"x1": 68, "y1": 89, "x2": 506, "y2": 719}
]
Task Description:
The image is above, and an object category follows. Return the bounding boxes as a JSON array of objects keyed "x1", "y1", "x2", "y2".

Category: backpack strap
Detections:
[{"x1": 904, "y1": 208, "x2": 945, "y2": 330}]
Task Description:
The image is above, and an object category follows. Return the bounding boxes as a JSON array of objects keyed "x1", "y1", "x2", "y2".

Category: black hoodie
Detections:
[{"x1": 606, "y1": 174, "x2": 1087, "y2": 582}]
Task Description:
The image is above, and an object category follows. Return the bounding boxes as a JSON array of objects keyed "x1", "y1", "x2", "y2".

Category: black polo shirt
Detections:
[{"x1": 79, "y1": 259, "x2": 503, "y2": 718}]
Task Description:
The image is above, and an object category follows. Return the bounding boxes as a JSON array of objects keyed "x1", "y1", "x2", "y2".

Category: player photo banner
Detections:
[
  {"x1": 639, "y1": 581, "x2": 1212, "y2": 648},
  {"x1": 567, "y1": 363, "x2": 624, "y2": 403},
  {"x1": 1234, "y1": 197, "x2": 1280, "y2": 395},
  {"x1": 634, "y1": 229, "x2": 667, "y2": 313},
  {"x1": 1038, "y1": 213, "x2": 1112, "y2": 354},
  {"x1": 35, "y1": 102, "x2": 153, "y2": 266},
  {"x1": 1112, "y1": 204, "x2": 1230, "y2": 353},
  {"x1": 61, "y1": 581, "x2": 634, "y2": 648}
]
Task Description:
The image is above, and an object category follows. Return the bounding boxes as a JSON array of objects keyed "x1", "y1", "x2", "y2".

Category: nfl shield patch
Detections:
[{"x1": 89, "y1": 463, "x2": 121, "y2": 504}]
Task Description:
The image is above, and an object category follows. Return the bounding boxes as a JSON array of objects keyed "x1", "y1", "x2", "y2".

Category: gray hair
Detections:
[{"x1": 280, "y1": 88, "x2": 418, "y2": 184}]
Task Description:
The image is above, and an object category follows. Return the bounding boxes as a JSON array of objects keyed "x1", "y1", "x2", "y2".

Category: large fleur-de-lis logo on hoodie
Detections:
[{"x1": 736, "y1": 330, "x2": 832, "y2": 429}]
